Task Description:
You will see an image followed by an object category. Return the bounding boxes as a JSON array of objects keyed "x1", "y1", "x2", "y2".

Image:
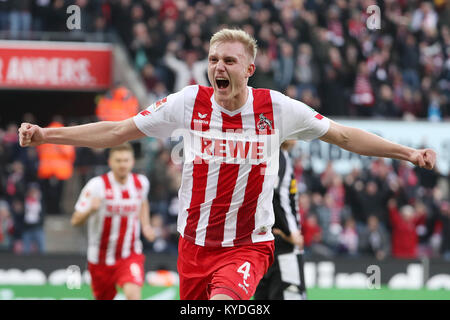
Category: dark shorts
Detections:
[{"x1": 254, "y1": 250, "x2": 307, "y2": 300}]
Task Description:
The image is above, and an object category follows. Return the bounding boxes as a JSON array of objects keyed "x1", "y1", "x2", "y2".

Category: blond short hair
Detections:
[
  {"x1": 210, "y1": 28, "x2": 258, "y2": 62},
  {"x1": 109, "y1": 142, "x2": 134, "y2": 157}
]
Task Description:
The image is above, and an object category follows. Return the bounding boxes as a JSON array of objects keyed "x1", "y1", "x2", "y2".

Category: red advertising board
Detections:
[{"x1": 0, "y1": 41, "x2": 113, "y2": 90}]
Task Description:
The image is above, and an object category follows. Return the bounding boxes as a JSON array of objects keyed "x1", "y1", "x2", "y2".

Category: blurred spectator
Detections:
[
  {"x1": 148, "y1": 81, "x2": 169, "y2": 105},
  {"x1": 10, "y1": 197, "x2": 24, "y2": 254},
  {"x1": 96, "y1": 86, "x2": 139, "y2": 122},
  {"x1": 74, "y1": 147, "x2": 108, "y2": 189},
  {"x1": 111, "y1": 0, "x2": 133, "y2": 47},
  {"x1": 36, "y1": 116, "x2": 76, "y2": 215},
  {"x1": 22, "y1": 183, "x2": 45, "y2": 254},
  {"x1": 149, "y1": 148, "x2": 180, "y2": 218},
  {"x1": 0, "y1": 0, "x2": 9, "y2": 31},
  {"x1": 2, "y1": 123, "x2": 21, "y2": 163},
  {"x1": 5, "y1": 161, "x2": 27, "y2": 203},
  {"x1": 388, "y1": 200, "x2": 421, "y2": 259},
  {"x1": 141, "y1": 63, "x2": 161, "y2": 92},
  {"x1": 164, "y1": 42, "x2": 208, "y2": 92},
  {"x1": 45, "y1": 0, "x2": 66, "y2": 32},
  {"x1": 411, "y1": 2, "x2": 438, "y2": 35},
  {"x1": 147, "y1": 213, "x2": 177, "y2": 254},
  {"x1": 438, "y1": 201, "x2": 450, "y2": 261},
  {"x1": 374, "y1": 84, "x2": 402, "y2": 118},
  {"x1": 399, "y1": 87, "x2": 423, "y2": 118},
  {"x1": 294, "y1": 44, "x2": 319, "y2": 89},
  {"x1": 338, "y1": 217, "x2": 359, "y2": 256},
  {"x1": 359, "y1": 215, "x2": 390, "y2": 260},
  {"x1": 248, "y1": 49, "x2": 276, "y2": 90},
  {"x1": 31, "y1": 0, "x2": 51, "y2": 32},
  {"x1": 415, "y1": 201, "x2": 431, "y2": 257},
  {"x1": 302, "y1": 214, "x2": 321, "y2": 249},
  {"x1": 351, "y1": 61, "x2": 375, "y2": 117},
  {"x1": 9, "y1": 0, "x2": 32, "y2": 38},
  {"x1": 273, "y1": 41, "x2": 295, "y2": 92},
  {"x1": 310, "y1": 193, "x2": 340, "y2": 253},
  {"x1": 397, "y1": 160, "x2": 419, "y2": 200},
  {"x1": 0, "y1": 200, "x2": 13, "y2": 251},
  {"x1": 427, "y1": 90, "x2": 443, "y2": 122}
]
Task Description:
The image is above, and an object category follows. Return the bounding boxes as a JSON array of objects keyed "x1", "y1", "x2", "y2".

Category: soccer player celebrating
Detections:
[
  {"x1": 71, "y1": 143, "x2": 155, "y2": 300},
  {"x1": 19, "y1": 29, "x2": 436, "y2": 300}
]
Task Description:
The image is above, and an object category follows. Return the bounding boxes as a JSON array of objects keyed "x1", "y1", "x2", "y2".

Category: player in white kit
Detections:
[
  {"x1": 19, "y1": 29, "x2": 436, "y2": 300},
  {"x1": 71, "y1": 143, "x2": 155, "y2": 300}
]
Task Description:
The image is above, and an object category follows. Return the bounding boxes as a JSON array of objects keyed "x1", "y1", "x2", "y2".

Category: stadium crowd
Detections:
[{"x1": 0, "y1": 0, "x2": 449, "y2": 260}]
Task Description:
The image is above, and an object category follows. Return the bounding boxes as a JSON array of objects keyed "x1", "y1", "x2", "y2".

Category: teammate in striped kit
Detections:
[
  {"x1": 19, "y1": 29, "x2": 436, "y2": 300},
  {"x1": 254, "y1": 140, "x2": 307, "y2": 300},
  {"x1": 71, "y1": 143, "x2": 155, "y2": 300}
]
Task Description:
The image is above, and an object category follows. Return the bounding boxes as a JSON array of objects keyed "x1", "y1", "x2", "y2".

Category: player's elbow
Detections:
[
  {"x1": 321, "y1": 121, "x2": 351, "y2": 148},
  {"x1": 111, "y1": 119, "x2": 141, "y2": 146},
  {"x1": 337, "y1": 128, "x2": 351, "y2": 148},
  {"x1": 109, "y1": 122, "x2": 128, "y2": 146}
]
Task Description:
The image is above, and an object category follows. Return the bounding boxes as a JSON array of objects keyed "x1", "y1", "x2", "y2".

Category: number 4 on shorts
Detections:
[{"x1": 237, "y1": 261, "x2": 251, "y2": 287}]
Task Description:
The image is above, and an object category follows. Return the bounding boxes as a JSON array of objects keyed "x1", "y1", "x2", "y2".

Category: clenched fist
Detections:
[
  {"x1": 409, "y1": 148, "x2": 436, "y2": 170},
  {"x1": 19, "y1": 123, "x2": 45, "y2": 147}
]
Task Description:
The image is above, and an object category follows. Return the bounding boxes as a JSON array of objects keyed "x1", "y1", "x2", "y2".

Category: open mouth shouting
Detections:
[{"x1": 216, "y1": 77, "x2": 230, "y2": 90}]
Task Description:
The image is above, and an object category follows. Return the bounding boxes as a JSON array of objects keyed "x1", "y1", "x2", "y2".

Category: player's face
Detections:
[
  {"x1": 108, "y1": 150, "x2": 135, "y2": 179},
  {"x1": 208, "y1": 41, "x2": 255, "y2": 101}
]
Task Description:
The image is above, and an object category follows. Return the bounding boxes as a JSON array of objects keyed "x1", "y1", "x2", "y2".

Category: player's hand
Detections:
[
  {"x1": 409, "y1": 148, "x2": 436, "y2": 170},
  {"x1": 273, "y1": 228, "x2": 304, "y2": 249},
  {"x1": 142, "y1": 224, "x2": 156, "y2": 242},
  {"x1": 18, "y1": 123, "x2": 45, "y2": 147}
]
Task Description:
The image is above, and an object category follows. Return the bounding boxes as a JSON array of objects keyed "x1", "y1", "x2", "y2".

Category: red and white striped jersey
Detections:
[
  {"x1": 75, "y1": 171, "x2": 149, "y2": 265},
  {"x1": 134, "y1": 85, "x2": 329, "y2": 247}
]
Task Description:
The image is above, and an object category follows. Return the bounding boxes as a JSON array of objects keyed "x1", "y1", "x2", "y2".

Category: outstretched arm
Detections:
[
  {"x1": 19, "y1": 118, "x2": 145, "y2": 149},
  {"x1": 319, "y1": 120, "x2": 436, "y2": 170}
]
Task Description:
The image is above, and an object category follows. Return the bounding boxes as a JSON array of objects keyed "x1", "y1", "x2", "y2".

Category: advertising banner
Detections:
[
  {"x1": 0, "y1": 41, "x2": 113, "y2": 91},
  {"x1": 293, "y1": 119, "x2": 450, "y2": 175}
]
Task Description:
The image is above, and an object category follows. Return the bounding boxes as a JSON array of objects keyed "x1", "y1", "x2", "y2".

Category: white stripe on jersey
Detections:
[
  {"x1": 194, "y1": 161, "x2": 220, "y2": 246},
  {"x1": 221, "y1": 164, "x2": 250, "y2": 247},
  {"x1": 106, "y1": 214, "x2": 121, "y2": 265},
  {"x1": 177, "y1": 162, "x2": 194, "y2": 238},
  {"x1": 133, "y1": 217, "x2": 143, "y2": 253},
  {"x1": 194, "y1": 103, "x2": 222, "y2": 246},
  {"x1": 121, "y1": 216, "x2": 133, "y2": 258}
]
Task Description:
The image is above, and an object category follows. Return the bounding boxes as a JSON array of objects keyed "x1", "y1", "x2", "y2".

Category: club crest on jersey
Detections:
[{"x1": 257, "y1": 114, "x2": 272, "y2": 131}]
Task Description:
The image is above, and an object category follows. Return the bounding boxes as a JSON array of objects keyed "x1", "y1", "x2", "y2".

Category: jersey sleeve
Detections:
[
  {"x1": 133, "y1": 88, "x2": 186, "y2": 139},
  {"x1": 74, "y1": 177, "x2": 103, "y2": 213},
  {"x1": 273, "y1": 91, "x2": 330, "y2": 142},
  {"x1": 138, "y1": 174, "x2": 150, "y2": 199}
]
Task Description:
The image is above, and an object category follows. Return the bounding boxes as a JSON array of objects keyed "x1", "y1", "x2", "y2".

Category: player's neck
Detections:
[
  {"x1": 112, "y1": 172, "x2": 128, "y2": 185},
  {"x1": 214, "y1": 87, "x2": 248, "y2": 112}
]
